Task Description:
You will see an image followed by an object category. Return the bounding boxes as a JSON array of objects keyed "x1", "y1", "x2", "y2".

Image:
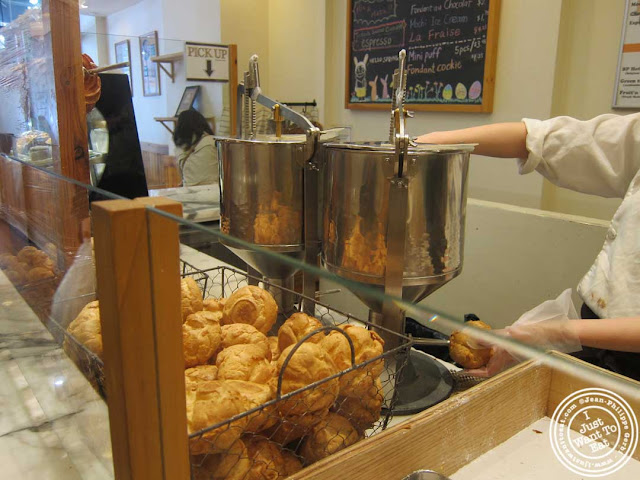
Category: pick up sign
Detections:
[{"x1": 185, "y1": 42, "x2": 229, "y2": 82}]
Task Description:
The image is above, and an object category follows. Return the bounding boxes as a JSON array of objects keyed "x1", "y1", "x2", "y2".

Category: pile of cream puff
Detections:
[{"x1": 67, "y1": 277, "x2": 386, "y2": 479}]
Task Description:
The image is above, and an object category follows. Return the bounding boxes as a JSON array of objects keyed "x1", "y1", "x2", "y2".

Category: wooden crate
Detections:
[{"x1": 295, "y1": 353, "x2": 640, "y2": 480}]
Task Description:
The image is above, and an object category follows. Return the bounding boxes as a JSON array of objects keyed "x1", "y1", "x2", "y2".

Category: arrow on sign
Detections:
[{"x1": 204, "y1": 60, "x2": 214, "y2": 77}]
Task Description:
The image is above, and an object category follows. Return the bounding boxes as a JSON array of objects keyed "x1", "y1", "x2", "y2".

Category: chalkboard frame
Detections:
[{"x1": 344, "y1": 0, "x2": 502, "y2": 113}]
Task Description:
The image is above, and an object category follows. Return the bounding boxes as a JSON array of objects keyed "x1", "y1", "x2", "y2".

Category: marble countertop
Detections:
[
  {"x1": 0, "y1": 272, "x2": 113, "y2": 480},
  {"x1": 149, "y1": 184, "x2": 220, "y2": 223}
]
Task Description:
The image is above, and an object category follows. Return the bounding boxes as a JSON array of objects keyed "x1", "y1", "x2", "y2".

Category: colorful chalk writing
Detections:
[{"x1": 347, "y1": 0, "x2": 498, "y2": 110}]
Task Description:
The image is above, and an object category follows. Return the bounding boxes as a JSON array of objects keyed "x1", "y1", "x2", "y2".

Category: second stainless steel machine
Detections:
[{"x1": 322, "y1": 50, "x2": 475, "y2": 413}]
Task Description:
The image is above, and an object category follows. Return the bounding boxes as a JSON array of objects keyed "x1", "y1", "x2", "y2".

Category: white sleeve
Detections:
[{"x1": 518, "y1": 113, "x2": 640, "y2": 198}]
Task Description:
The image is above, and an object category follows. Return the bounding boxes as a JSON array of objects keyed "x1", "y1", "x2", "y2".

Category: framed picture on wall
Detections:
[
  {"x1": 174, "y1": 86, "x2": 200, "y2": 116},
  {"x1": 139, "y1": 31, "x2": 161, "y2": 97},
  {"x1": 114, "y1": 39, "x2": 133, "y2": 96}
]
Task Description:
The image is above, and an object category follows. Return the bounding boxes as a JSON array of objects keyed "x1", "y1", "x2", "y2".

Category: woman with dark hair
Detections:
[{"x1": 173, "y1": 109, "x2": 217, "y2": 186}]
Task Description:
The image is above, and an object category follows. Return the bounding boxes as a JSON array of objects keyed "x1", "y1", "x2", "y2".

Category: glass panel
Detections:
[
  {"x1": 0, "y1": 7, "x2": 55, "y2": 164},
  {"x1": 0, "y1": 154, "x2": 118, "y2": 478},
  {"x1": 143, "y1": 193, "x2": 640, "y2": 477}
]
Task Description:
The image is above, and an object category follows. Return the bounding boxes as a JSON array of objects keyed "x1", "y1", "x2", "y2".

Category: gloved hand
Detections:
[
  {"x1": 465, "y1": 317, "x2": 582, "y2": 378},
  {"x1": 465, "y1": 289, "x2": 582, "y2": 377}
]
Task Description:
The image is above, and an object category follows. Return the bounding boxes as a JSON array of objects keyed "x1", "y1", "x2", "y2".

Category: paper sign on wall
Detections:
[
  {"x1": 185, "y1": 42, "x2": 229, "y2": 82},
  {"x1": 613, "y1": 0, "x2": 640, "y2": 108}
]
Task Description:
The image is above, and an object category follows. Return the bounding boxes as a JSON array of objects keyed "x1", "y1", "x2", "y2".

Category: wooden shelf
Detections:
[
  {"x1": 154, "y1": 116, "x2": 215, "y2": 134},
  {"x1": 87, "y1": 61, "x2": 129, "y2": 74},
  {"x1": 150, "y1": 52, "x2": 183, "y2": 83},
  {"x1": 154, "y1": 117, "x2": 179, "y2": 134}
]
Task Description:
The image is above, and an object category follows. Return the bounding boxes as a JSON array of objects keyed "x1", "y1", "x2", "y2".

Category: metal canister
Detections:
[
  {"x1": 322, "y1": 142, "x2": 473, "y2": 308},
  {"x1": 218, "y1": 135, "x2": 307, "y2": 254},
  {"x1": 216, "y1": 135, "x2": 310, "y2": 313}
]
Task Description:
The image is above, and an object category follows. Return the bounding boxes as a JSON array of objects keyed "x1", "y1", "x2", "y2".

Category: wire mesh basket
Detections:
[
  {"x1": 50, "y1": 260, "x2": 412, "y2": 477},
  {"x1": 183, "y1": 264, "x2": 412, "y2": 478},
  {"x1": 46, "y1": 292, "x2": 106, "y2": 398},
  {"x1": 17, "y1": 274, "x2": 61, "y2": 320}
]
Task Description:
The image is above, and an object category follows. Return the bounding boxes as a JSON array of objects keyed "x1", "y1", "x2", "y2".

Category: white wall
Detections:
[
  {"x1": 267, "y1": 0, "x2": 326, "y2": 124},
  {"x1": 220, "y1": 0, "x2": 270, "y2": 93},
  {"x1": 104, "y1": 0, "x2": 223, "y2": 148},
  {"x1": 220, "y1": 0, "x2": 326, "y2": 125},
  {"x1": 324, "y1": 0, "x2": 564, "y2": 209},
  {"x1": 80, "y1": 14, "x2": 99, "y2": 62},
  {"x1": 80, "y1": 15, "x2": 109, "y2": 71},
  {"x1": 95, "y1": 17, "x2": 110, "y2": 67},
  {"x1": 105, "y1": 0, "x2": 168, "y2": 145},
  {"x1": 161, "y1": 0, "x2": 223, "y2": 143}
]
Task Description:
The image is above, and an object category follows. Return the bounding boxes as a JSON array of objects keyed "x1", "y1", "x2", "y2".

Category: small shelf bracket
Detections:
[{"x1": 150, "y1": 52, "x2": 183, "y2": 84}]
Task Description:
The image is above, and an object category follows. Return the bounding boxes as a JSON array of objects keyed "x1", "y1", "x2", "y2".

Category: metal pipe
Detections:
[{"x1": 411, "y1": 337, "x2": 450, "y2": 347}]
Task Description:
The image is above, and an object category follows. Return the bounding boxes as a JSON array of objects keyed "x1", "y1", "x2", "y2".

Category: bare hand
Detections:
[{"x1": 414, "y1": 132, "x2": 449, "y2": 144}]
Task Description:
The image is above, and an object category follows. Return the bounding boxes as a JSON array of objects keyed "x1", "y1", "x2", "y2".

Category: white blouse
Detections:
[
  {"x1": 520, "y1": 113, "x2": 640, "y2": 319},
  {"x1": 178, "y1": 135, "x2": 218, "y2": 187}
]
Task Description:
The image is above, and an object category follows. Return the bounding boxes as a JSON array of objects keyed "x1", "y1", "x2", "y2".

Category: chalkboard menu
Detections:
[{"x1": 346, "y1": 0, "x2": 501, "y2": 112}]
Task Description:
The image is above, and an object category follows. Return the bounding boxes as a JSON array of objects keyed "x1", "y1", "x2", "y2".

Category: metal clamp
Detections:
[{"x1": 380, "y1": 50, "x2": 412, "y2": 349}]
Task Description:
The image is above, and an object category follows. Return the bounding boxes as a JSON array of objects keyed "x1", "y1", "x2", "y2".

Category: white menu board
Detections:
[{"x1": 613, "y1": 0, "x2": 640, "y2": 108}]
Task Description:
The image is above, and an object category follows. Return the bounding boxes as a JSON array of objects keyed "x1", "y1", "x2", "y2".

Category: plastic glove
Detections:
[
  {"x1": 466, "y1": 319, "x2": 581, "y2": 377},
  {"x1": 465, "y1": 289, "x2": 582, "y2": 377},
  {"x1": 463, "y1": 330, "x2": 508, "y2": 377}
]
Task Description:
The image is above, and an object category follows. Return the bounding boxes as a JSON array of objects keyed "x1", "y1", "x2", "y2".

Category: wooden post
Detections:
[
  {"x1": 229, "y1": 44, "x2": 238, "y2": 136},
  {"x1": 44, "y1": 0, "x2": 91, "y2": 264},
  {"x1": 93, "y1": 198, "x2": 189, "y2": 480},
  {"x1": 134, "y1": 196, "x2": 190, "y2": 480}
]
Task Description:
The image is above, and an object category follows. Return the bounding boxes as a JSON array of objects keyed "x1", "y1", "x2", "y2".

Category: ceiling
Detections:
[{"x1": 82, "y1": 0, "x2": 143, "y2": 17}]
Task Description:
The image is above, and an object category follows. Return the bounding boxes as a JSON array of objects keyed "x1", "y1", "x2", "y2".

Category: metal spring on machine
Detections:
[
  {"x1": 243, "y1": 72, "x2": 251, "y2": 139},
  {"x1": 251, "y1": 99, "x2": 257, "y2": 138}
]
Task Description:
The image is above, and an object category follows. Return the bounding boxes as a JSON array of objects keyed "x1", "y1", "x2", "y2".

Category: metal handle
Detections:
[
  {"x1": 314, "y1": 288, "x2": 341, "y2": 298},
  {"x1": 411, "y1": 337, "x2": 450, "y2": 347},
  {"x1": 391, "y1": 49, "x2": 409, "y2": 178}
]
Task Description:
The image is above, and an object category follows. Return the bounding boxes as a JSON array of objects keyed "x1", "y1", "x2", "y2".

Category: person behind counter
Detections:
[
  {"x1": 416, "y1": 113, "x2": 640, "y2": 380},
  {"x1": 173, "y1": 109, "x2": 217, "y2": 186}
]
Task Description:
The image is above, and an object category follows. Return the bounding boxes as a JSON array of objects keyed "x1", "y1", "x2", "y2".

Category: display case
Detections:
[{"x1": 1, "y1": 3, "x2": 639, "y2": 480}]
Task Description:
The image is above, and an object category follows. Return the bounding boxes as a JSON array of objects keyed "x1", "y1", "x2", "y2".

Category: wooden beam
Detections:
[
  {"x1": 296, "y1": 361, "x2": 551, "y2": 479},
  {"x1": 44, "y1": 0, "x2": 91, "y2": 263},
  {"x1": 45, "y1": 0, "x2": 89, "y2": 182},
  {"x1": 229, "y1": 44, "x2": 238, "y2": 137},
  {"x1": 93, "y1": 198, "x2": 188, "y2": 480},
  {"x1": 134, "y1": 196, "x2": 190, "y2": 480}
]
